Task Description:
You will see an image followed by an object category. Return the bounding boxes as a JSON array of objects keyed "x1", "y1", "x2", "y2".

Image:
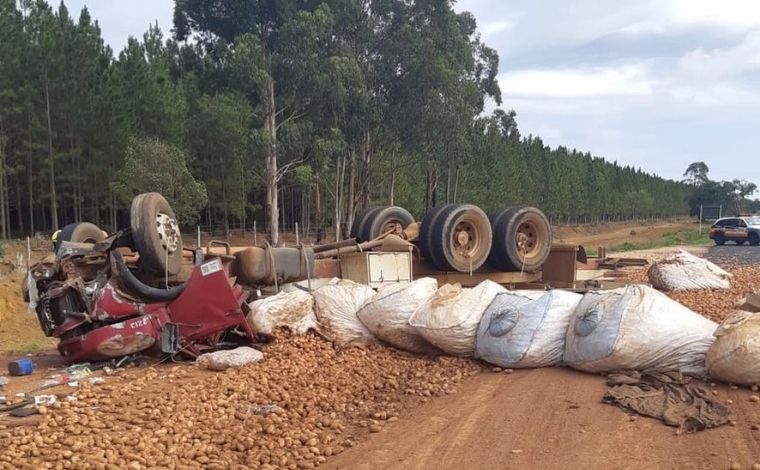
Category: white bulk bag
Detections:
[
  {"x1": 196, "y1": 347, "x2": 264, "y2": 371},
  {"x1": 648, "y1": 250, "x2": 731, "y2": 291},
  {"x1": 409, "y1": 280, "x2": 506, "y2": 356},
  {"x1": 706, "y1": 312, "x2": 760, "y2": 385},
  {"x1": 476, "y1": 290, "x2": 582, "y2": 368},
  {"x1": 357, "y1": 278, "x2": 440, "y2": 354},
  {"x1": 563, "y1": 285, "x2": 717, "y2": 376},
  {"x1": 312, "y1": 281, "x2": 377, "y2": 347},
  {"x1": 246, "y1": 290, "x2": 318, "y2": 336}
]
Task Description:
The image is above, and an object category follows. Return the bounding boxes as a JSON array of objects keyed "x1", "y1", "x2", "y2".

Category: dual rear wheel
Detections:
[{"x1": 348, "y1": 202, "x2": 553, "y2": 273}]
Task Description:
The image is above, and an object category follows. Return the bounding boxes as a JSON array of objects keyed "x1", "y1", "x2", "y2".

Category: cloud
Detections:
[
  {"x1": 481, "y1": 20, "x2": 516, "y2": 37},
  {"x1": 500, "y1": 63, "x2": 655, "y2": 98},
  {"x1": 666, "y1": 0, "x2": 760, "y2": 30}
]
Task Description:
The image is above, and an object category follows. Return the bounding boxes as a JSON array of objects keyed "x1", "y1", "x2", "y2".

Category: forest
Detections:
[{"x1": 0, "y1": 0, "x2": 703, "y2": 244}]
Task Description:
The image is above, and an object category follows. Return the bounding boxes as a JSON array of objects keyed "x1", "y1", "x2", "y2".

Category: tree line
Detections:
[{"x1": 0, "y1": 0, "x2": 697, "y2": 244}]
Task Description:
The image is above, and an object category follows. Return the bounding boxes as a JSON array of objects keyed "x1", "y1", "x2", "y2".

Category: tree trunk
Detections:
[
  {"x1": 314, "y1": 176, "x2": 322, "y2": 243},
  {"x1": 221, "y1": 159, "x2": 229, "y2": 236},
  {"x1": 346, "y1": 149, "x2": 356, "y2": 239},
  {"x1": 453, "y1": 166, "x2": 460, "y2": 203},
  {"x1": 445, "y1": 166, "x2": 451, "y2": 204},
  {"x1": 360, "y1": 129, "x2": 371, "y2": 209},
  {"x1": 389, "y1": 168, "x2": 395, "y2": 206},
  {"x1": 45, "y1": 72, "x2": 58, "y2": 231},
  {"x1": 425, "y1": 157, "x2": 437, "y2": 212},
  {"x1": 27, "y1": 113, "x2": 34, "y2": 235},
  {"x1": 263, "y1": 77, "x2": 279, "y2": 246},
  {"x1": 69, "y1": 129, "x2": 79, "y2": 222},
  {"x1": 240, "y1": 160, "x2": 246, "y2": 233},
  {"x1": 334, "y1": 155, "x2": 343, "y2": 242},
  {"x1": 16, "y1": 173, "x2": 23, "y2": 236},
  {"x1": 0, "y1": 124, "x2": 6, "y2": 239},
  {"x1": 3, "y1": 160, "x2": 9, "y2": 238}
]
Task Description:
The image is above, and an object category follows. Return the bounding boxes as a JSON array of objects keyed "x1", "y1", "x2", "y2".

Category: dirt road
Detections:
[
  {"x1": 325, "y1": 367, "x2": 760, "y2": 470},
  {"x1": 555, "y1": 220, "x2": 697, "y2": 248}
]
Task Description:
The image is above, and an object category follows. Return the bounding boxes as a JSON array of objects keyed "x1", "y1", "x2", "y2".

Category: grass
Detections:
[
  {"x1": 13, "y1": 341, "x2": 41, "y2": 354},
  {"x1": 604, "y1": 228, "x2": 711, "y2": 254}
]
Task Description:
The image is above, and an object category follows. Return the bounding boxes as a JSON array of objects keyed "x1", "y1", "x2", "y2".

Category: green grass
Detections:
[
  {"x1": 13, "y1": 341, "x2": 41, "y2": 354},
  {"x1": 605, "y1": 228, "x2": 711, "y2": 254}
]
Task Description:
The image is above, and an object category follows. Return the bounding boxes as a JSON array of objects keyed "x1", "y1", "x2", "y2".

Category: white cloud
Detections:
[
  {"x1": 500, "y1": 64, "x2": 655, "y2": 98},
  {"x1": 667, "y1": 0, "x2": 760, "y2": 29},
  {"x1": 481, "y1": 20, "x2": 516, "y2": 37}
]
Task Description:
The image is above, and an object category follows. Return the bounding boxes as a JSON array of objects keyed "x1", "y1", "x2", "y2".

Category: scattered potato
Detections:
[{"x1": 0, "y1": 331, "x2": 481, "y2": 468}]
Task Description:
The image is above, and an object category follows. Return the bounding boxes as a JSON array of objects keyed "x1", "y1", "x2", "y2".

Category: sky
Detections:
[{"x1": 60, "y1": 0, "x2": 760, "y2": 183}]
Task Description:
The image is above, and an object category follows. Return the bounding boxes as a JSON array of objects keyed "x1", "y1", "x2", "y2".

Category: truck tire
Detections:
[
  {"x1": 750, "y1": 233, "x2": 759, "y2": 246},
  {"x1": 487, "y1": 207, "x2": 518, "y2": 269},
  {"x1": 59, "y1": 222, "x2": 107, "y2": 244},
  {"x1": 130, "y1": 193, "x2": 183, "y2": 275},
  {"x1": 429, "y1": 204, "x2": 492, "y2": 273},
  {"x1": 419, "y1": 205, "x2": 455, "y2": 270},
  {"x1": 362, "y1": 206, "x2": 415, "y2": 241},
  {"x1": 349, "y1": 207, "x2": 381, "y2": 242},
  {"x1": 489, "y1": 206, "x2": 551, "y2": 272}
]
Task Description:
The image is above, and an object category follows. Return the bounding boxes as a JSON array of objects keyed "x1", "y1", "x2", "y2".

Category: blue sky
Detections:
[{"x1": 60, "y1": 0, "x2": 760, "y2": 183}]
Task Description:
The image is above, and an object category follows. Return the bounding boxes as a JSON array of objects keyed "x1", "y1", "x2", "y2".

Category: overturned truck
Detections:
[{"x1": 24, "y1": 194, "x2": 556, "y2": 363}]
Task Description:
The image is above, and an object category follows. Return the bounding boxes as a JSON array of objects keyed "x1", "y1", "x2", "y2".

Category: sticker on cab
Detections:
[{"x1": 201, "y1": 258, "x2": 223, "y2": 276}]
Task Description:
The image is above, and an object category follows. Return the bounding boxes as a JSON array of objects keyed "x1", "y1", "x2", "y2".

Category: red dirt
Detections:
[{"x1": 325, "y1": 368, "x2": 760, "y2": 470}]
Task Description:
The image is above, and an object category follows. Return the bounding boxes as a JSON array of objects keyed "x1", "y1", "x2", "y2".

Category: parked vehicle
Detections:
[{"x1": 708, "y1": 216, "x2": 760, "y2": 246}]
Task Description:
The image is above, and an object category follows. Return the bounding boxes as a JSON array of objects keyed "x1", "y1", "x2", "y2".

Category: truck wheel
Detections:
[
  {"x1": 130, "y1": 193, "x2": 183, "y2": 275},
  {"x1": 419, "y1": 205, "x2": 455, "y2": 270},
  {"x1": 750, "y1": 233, "x2": 760, "y2": 246},
  {"x1": 487, "y1": 207, "x2": 518, "y2": 269},
  {"x1": 349, "y1": 207, "x2": 381, "y2": 242},
  {"x1": 714, "y1": 234, "x2": 725, "y2": 246},
  {"x1": 362, "y1": 206, "x2": 415, "y2": 241},
  {"x1": 430, "y1": 204, "x2": 492, "y2": 273},
  {"x1": 489, "y1": 206, "x2": 551, "y2": 272},
  {"x1": 59, "y1": 222, "x2": 107, "y2": 244}
]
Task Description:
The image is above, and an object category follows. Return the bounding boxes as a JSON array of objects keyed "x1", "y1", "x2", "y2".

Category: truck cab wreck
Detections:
[{"x1": 22, "y1": 192, "x2": 265, "y2": 364}]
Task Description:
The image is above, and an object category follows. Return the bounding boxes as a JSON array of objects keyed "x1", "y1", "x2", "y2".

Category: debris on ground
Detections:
[
  {"x1": 0, "y1": 377, "x2": 7, "y2": 387},
  {"x1": 7, "y1": 358, "x2": 34, "y2": 377},
  {"x1": 0, "y1": 330, "x2": 480, "y2": 468},
  {"x1": 357, "y1": 278, "x2": 440, "y2": 354},
  {"x1": 564, "y1": 285, "x2": 717, "y2": 376},
  {"x1": 603, "y1": 371, "x2": 731, "y2": 432},
  {"x1": 409, "y1": 280, "x2": 506, "y2": 356},
  {"x1": 648, "y1": 250, "x2": 731, "y2": 291},
  {"x1": 313, "y1": 281, "x2": 377, "y2": 347},
  {"x1": 247, "y1": 289, "x2": 318, "y2": 337},
  {"x1": 706, "y1": 312, "x2": 760, "y2": 385},
  {"x1": 476, "y1": 290, "x2": 580, "y2": 368},
  {"x1": 196, "y1": 346, "x2": 265, "y2": 371}
]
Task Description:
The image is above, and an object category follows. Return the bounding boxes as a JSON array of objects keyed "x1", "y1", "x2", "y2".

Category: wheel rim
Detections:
[
  {"x1": 155, "y1": 212, "x2": 180, "y2": 255},
  {"x1": 515, "y1": 218, "x2": 543, "y2": 261},
  {"x1": 451, "y1": 220, "x2": 482, "y2": 265},
  {"x1": 381, "y1": 218, "x2": 405, "y2": 236}
]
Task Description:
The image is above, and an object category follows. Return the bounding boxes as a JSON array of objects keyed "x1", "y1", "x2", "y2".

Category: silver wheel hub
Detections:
[{"x1": 155, "y1": 212, "x2": 180, "y2": 254}]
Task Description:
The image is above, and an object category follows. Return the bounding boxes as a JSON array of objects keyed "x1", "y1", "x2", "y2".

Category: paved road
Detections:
[{"x1": 705, "y1": 244, "x2": 760, "y2": 266}]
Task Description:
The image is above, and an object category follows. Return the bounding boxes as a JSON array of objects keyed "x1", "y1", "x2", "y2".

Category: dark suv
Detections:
[{"x1": 709, "y1": 216, "x2": 760, "y2": 246}]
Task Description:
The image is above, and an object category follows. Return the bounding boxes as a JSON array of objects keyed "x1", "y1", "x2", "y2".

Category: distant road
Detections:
[{"x1": 706, "y1": 245, "x2": 760, "y2": 266}]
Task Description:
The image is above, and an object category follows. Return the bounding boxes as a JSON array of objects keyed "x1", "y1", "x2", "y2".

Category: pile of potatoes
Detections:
[
  {"x1": 627, "y1": 263, "x2": 760, "y2": 323},
  {"x1": 0, "y1": 331, "x2": 481, "y2": 470}
]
